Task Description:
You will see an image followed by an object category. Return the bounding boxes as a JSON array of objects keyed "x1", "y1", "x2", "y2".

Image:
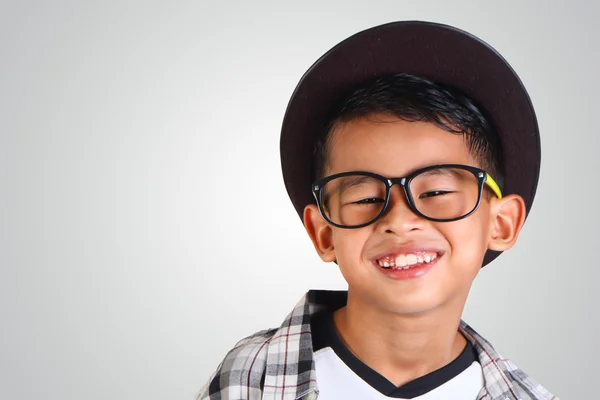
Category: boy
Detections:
[{"x1": 198, "y1": 21, "x2": 556, "y2": 400}]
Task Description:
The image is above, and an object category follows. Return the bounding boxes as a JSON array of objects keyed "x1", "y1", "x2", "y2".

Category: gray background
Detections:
[{"x1": 0, "y1": 1, "x2": 597, "y2": 399}]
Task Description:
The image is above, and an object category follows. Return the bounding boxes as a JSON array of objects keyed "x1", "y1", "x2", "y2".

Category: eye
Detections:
[
  {"x1": 354, "y1": 197, "x2": 385, "y2": 204},
  {"x1": 419, "y1": 190, "x2": 454, "y2": 199}
]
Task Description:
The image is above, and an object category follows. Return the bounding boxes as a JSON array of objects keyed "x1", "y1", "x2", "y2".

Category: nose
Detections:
[{"x1": 375, "y1": 186, "x2": 425, "y2": 234}]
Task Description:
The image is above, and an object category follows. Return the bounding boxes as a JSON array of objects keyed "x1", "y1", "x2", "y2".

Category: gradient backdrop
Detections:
[{"x1": 1, "y1": 1, "x2": 597, "y2": 399}]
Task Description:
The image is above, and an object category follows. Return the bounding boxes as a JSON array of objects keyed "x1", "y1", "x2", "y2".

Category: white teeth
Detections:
[
  {"x1": 406, "y1": 254, "x2": 418, "y2": 265},
  {"x1": 379, "y1": 253, "x2": 439, "y2": 269},
  {"x1": 395, "y1": 255, "x2": 407, "y2": 267}
]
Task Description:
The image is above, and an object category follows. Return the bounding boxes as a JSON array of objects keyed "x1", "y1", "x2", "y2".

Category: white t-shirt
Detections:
[{"x1": 311, "y1": 313, "x2": 484, "y2": 399}]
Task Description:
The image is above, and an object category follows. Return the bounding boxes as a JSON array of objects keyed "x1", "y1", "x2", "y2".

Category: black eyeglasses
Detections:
[{"x1": 312, "y1": 164, "x2": 503, "y2": 229}]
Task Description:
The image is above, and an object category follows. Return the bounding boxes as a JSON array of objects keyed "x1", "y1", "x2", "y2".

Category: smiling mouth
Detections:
[{"x1": 375, "y1": 252, "x2": 440, "y2": 270}]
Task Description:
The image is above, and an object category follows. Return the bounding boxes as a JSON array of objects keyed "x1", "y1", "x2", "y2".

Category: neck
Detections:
[{"x1": 333, "y1": 292, "x2": 468, "y2": 387}]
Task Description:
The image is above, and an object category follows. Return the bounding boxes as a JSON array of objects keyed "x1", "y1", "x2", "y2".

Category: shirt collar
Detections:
[{"x1": 262, "y1": 290, "x2": 526, "y2": 400}]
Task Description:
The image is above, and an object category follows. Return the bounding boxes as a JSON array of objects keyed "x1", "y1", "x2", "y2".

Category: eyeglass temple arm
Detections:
[
  {"x1": 485, "y1": 174, "x2": 503, "y2": 199},
  {"x1": 313, "y1": 190, "x2": 329, "y2": 212}
]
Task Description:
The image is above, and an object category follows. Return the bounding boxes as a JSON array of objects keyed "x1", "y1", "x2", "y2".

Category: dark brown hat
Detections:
[{"x1": 280, "y1": 21, "x2": 540, "y2": 266}]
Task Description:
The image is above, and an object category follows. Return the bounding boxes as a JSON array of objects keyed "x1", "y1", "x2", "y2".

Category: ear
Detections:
[
  {"x1": 487, "y1": 194, "x2": 527, "y2": 252},
  {"x1": 303, "y1": 204, "x2": 337, "y2": 262}
]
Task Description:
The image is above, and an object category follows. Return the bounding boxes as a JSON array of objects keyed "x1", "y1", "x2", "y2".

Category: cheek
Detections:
[
  {"x1": 331, "y1": 229, "x2": 371, "y2": 266},
  {"x1": 442, "y1": 213, "x2": 491, "y2": 265}
]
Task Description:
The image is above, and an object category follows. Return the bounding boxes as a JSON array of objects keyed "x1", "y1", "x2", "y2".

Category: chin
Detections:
[
  {"x1": 358, "y1": 287, "x2": 449, "y2": 316},
  {"x1": 382, "y1": 298, "x2": 449, "y2": 316}
]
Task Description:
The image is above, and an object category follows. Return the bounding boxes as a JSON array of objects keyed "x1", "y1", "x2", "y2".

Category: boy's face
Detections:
[{"x1": 305, "y1": 115, "x2": 521, "y2": 316}]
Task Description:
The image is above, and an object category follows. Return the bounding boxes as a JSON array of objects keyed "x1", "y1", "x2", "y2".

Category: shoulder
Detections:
[
  {"x1": 459, "y1": 321, "x2": 558, "y2": 400},
  {"x1": 196, "y1": 327, "x2": 278, "y2": 400},
  {"x1": 498, "y1": 358, "x2": 558, "y2": 400}
]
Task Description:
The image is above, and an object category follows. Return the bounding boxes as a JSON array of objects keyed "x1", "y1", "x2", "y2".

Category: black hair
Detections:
[{"x1": 313, "y1": 73, "x2": 503, "y2": 189}]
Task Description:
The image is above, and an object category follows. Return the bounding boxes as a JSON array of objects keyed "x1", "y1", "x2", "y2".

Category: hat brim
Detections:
[{"x1": 280, "y1": 21, "x2": 540, "y2": 267}]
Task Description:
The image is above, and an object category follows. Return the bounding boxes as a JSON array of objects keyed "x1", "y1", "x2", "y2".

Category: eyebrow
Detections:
[
  {"x1": 336, "y1": 175, "x2": 376, "y2": 192},
  {"x1": 342, "y1": 174, "x2": 373, "y2": 185},
  {"x1": 417, "y1": 168, "x2": 464, "y2": 179},
  {"x1": 322, "y1": 175, "x2": 376, "y2": 204}
]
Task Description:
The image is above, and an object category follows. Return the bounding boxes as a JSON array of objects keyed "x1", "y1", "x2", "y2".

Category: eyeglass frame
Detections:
[{"x1": 311, "y1": 164, "x2": 503, "y2": 229}]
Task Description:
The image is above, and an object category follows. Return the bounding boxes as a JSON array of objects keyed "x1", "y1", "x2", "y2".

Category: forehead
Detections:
[{"x1": 326, "y1": 116, "x2": 477, "y2": 176}]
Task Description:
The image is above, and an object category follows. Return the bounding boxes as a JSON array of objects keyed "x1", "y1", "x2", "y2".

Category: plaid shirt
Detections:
[{"x1": 198, "y1": 291, "x2": 557, "y2": 400}]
